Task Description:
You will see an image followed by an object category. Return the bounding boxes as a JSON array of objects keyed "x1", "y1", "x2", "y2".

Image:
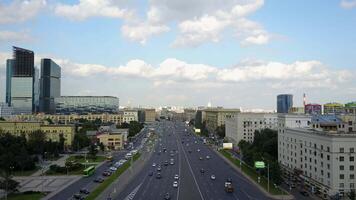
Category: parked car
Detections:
[
  {"x1": 94, "y1": 177, "x2": 104, "y2": 183},
  {"x1": 300, "y1": 190, "x2": 309, "y2": 196},
  {"x1": 80, "y1": 188, "x2": 90, "y2": 194}
]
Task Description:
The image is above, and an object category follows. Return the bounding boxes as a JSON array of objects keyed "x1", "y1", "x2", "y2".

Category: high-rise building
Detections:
[
  {"x1": 39, "y1": 59, "x2": 61, "y2": 114},
  {"x1": 5, "y1": 59, "x2": 14, "y2": 106},
  {"x1": 9, "y1": 47, "x2": 35, "y2": 114},
  {"x1": 277, "y1": 94, "x2": 293, "y2": 113}
]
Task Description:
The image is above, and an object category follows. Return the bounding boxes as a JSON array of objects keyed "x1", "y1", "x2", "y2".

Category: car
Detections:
[
  {"x1": 199, "y1": 157, "x2": 203, "y2": 160},
  {"x1": 164, "y1": 193, "x2": 171, "y2": 200},
  {"x1": 109, "y1": 167, "x2": 117, "y2": 171},
  {"x1": 195, "y1": 141, "x2": 197, "y2": 144},
  {"x1": 148, "y1": 171, "x2": 153, "y2": 176},
  {"x1": 173, "y1": 181, "x2": 178, "y2": 188},
  {"x1": 170, "y1": 161, "x2": 174, "y2": 165},
  {"x1": 72, "y1": 193, "x2": 84, "y2": 200},
  {"x1": 206, "y1": 155, "x2": 210, "y2": 159},
  {"x1": 174, "y1": 174, "x2": 179, "y2": 180},
  {"x1": 157, "y1": 167, "x2": 161, "y2": 171},
  {"x1": 94, "y1": 177, "x2": 104, "y2": 183},
  {"x1": 164, "y1": 161, "x2": 169, "y2": 166},
  {"x1": 188, "y1": 150, "x2": 192, "y2": 153},
  {"x1": 102, "y1": 171, "x2": 111, "y2": 176},
  {"x1": 152, "y1": 163, "x2": 156, "y2": 167},
  {"x1": 210, "y1": 175, "x2": 216, "y2": 180},
  {"x1": 170, "y1": 153, "x2": 174, "y2": 157},
  {"x1": 200, "y1": 168, "x2": 205, "y2": 173},
  {"x1": 300, "y1": 190, "x2": 309, "y2": 196},
  {"x1": 197, "y1": 149, "x2": 200, "y2": 152},
  {"x1": 80, "y1": 188, "x2": 90, "y2": 194},
  {"x1": 156, "y1": 173, "x2": 162, "y2": 179}
]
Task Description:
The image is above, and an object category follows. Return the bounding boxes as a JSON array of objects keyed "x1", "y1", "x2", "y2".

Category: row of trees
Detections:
[
  {"x1": 117, "y1": 121, "x2": 144, "y2": 137},
  {"x1": 238, "y1": 129, "x2": 282, "y2": 184}
]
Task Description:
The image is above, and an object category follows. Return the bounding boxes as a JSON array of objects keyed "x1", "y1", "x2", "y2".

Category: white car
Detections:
[
  {"x1": 210, "y1": 175, "x2": 216, "y2": 180},
  {"x1": 197, "y1": 149, "x2": 200, "y2": 152},
  {"x1": 206, "y1": 155, "x2": 210, "y2": 159},
  {"x1": 174, "y1": 174, "x2": 179, "y2": 180},
  {"x1": 173, "y1": 181, "x2": 178, "y2": 188},
  {"x1": 152, "y1": 163, "x2": 156, "y2": 167},
  {"x1": 109, "y1": 167, "x2": 117, "y2": 171}
]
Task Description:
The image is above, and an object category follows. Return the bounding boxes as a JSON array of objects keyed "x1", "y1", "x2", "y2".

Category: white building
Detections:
[
  {"x1": 278, "y1": 115, "x2": 356, "y2": 198},
  {"x1": 122, "y1": 110, "x2": 138, "y2": 123},
  {"x1": 225, "y1": 113, "x2": 278, "y2": 144}
]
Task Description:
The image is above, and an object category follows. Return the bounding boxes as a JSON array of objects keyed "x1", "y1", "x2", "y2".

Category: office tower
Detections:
[
  {"x1": 39, "y1": 59, "x2": 61, "y2": 114},
  {"x1": 277, "y1": 94, "x2": 293, "y2": 113},
  {"x1": 5, "y1": 59, "x2": 14, "y2": 106},
  {"x1": 10, "y1": 46, "x2": 35, "y2": 114}
]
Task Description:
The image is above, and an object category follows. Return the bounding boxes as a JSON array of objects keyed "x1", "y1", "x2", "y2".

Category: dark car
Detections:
[
  {"x1": 164, "y1": 161, "x2": 169, "y2": 166},
  {"x1": 300, "y1": 190, "x2": 309, "y2": 196},
  {"x1": 73, "y1": 193, "x2": 84, "y2": 200},
  {"x1": 80, "y1": 188, "x2": 90, "y2": 194},
  {"x1": 200, "y1": 168, "x2": 205, "y2": 173},
  {"x1": 102, "y1": 171, "x2": 111, "y2": 176},
  {"x1": 164, "y1": 192, "x2": 171, "y2": 200},
  {"x1": 93, "y1": 177, "x2": 104, "y2": 183},
  {"x1": 156, "y1": 173, "x2": 162, "y2": 179},
  {"x1": 148, "y1": 171, "x2": 153, "y2": 176}
]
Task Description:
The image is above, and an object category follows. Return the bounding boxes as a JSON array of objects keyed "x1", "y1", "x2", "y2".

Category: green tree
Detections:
[
  {"x1": 99, "y1": 142, "x2": 105, "y2": 152},
  {"x1": 88, "y1": 144, "x2": 98, "y2": 160},
  {"x1": 215, "y1": 125, "x2": 226, "y2": 138},
  {"x1": 72, "y1": 132, "x2": 90, "y2": 151},
  {"x1": 0, "y1": 117, "x2": 5, "y2": 121},
  {"x1": 128, "y1": 121, "x2": 144, "y2": 137},
  {"x1": 0, "y1": 172, "x2": 19, "y2": 193},
  {"x1": 45, "y1": 118, "x2": 54, "y2": 124},
  {"x1": 27, "y1": 130, "x2": 46, "y2": 155}
]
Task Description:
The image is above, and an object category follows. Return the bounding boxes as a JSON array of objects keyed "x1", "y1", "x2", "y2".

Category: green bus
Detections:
[{"x1": 83, "y1": 166, "x2": 95, "y2": 177}]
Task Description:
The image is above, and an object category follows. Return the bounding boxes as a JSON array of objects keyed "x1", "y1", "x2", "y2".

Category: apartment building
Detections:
[
  {"x1": 278, "y1": 115, "x2": 356, "y2": 198},
  {"x1": 121, "y1": 109, "x2": 138, "y2": 123},
  {"x1": 225, "y1": 113, "x2": 278, "y2": 144},
  {"x1": 204, "y1": 108, "x2": 240, "y2": 133},
  {"x1": 96, "y1": 128, "x2": 128, "y2": 150}
]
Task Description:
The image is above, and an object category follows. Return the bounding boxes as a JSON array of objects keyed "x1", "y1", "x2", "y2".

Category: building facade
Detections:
[
  {"x1": 96, "y1": 128, "x2": 128, "y2": 150},
  {"x1": 323, "y1": 103, "x2": 344, "y2": 115},
  {"x1": 121, "y1": 109, "x2": 138, "y2": 123},
  {"x1": 344, "y1": 102, "x2": 356, "y2": 115},
  {"x1": 0, "y1": 103, "x2": 14, "y2": 118},
  {"x1": 204, "y1": 108, "x2": 240, "y2": 133},
  {"x1": 305, "y1": 104, "x2": 322, "y2": 115},
  {"x1": 39, "y1": 58, "x2": 61, "y2": 114},
  {"x1": 289, "y1": 107, "x2": 305, "y2": 114},
  {"x1": 277, "y1": 94, "x2": 293, "y2": 114},
  {"x1": 225, "y1": 113, "x2": 278, "y2": 144},
  {"x1": 144, "y1": 109, "x2": 156, "y2": 123},
  {"x1": 184, "y1": 109, "x2": 196, "y2": 122},
  {"x1": 5, "y1": 59, "x2": 14, "y2": 106},
  {"x1": 55, "y1": 96, "x2": 119, "y2": 114}
]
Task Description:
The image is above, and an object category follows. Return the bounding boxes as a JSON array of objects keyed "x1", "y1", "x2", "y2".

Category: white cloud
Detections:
[
  {"x1": 0, "y1": 30, "x2": 33, "y2": 42},
  {"x1": 54, "y1": 0, "x2": 134, "y2": 20},
  {"x1": 340, "y1": 0, "x2": 356, "y2": 9},
  {"x1": 121, "y1": 22, "x2": 170, "y2": 44},
  {"x1": 0, "y1": 0, "x2": 46, "y2": 24}
]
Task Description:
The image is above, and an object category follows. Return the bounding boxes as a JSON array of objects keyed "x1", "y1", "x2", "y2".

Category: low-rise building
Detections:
[
  {"x1": 144, "y1": 109, "x2": 156, "y2": 123},
  {"x1": 305, "y1": 104, "x2": 322, "y2": 115},
  {"x1": 96, "y1": 128, "x2": 128, "y2": 150},
  {"x1": 323, "y1": 103, "x2": 344, "y2": 115},
  {"x1": 225, "y1": 113, "x2": 278, "y2": 144},
  {"x1": 204, "y1": 108, "x2": 240, "y2": 133},
  {"x1": 289, "y1": 107, "x2": 305, "y2": 114},
  {"x1": 345, "y1": 102, "x2": 356, "y2": 115},
  {"x1": 0, "y1": 121, "x2": 75, "y2": 147},
  {"x1": 121, "y1": 109, "x2": 138, "y2": 123}
]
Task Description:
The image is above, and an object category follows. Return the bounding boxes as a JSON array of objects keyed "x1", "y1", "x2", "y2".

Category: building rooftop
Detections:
[{"x1": 288, "y1": 127, "x2": 356, "y2": 138}]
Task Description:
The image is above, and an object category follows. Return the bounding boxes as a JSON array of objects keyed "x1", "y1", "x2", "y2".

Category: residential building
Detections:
[
  {"x1": 9, "y1": 47, "x2": 36, "y2": 114},
  {"x1": 277, "y1": 94, "x2": 293, "y2": 114},
  {"x1": 323, "y1": 103, "x2": 344, "y2": 115},
  {"x1": 39, "y1": 59, "x2": 61, "y2": 114},
  {"x1": 305, "y1": 104, "x2": 322, "y2": 115},
  {"x1": 278, "y1": 119, "x2": 356, "y2": 198},
  {"x1": 184, "y1": 109, "x2": 196, "y2": 122},
  {"x1": 0, "y1": 121, "x2": 75, "y2": 147},
  {"x1": 96, "y1": 128, "x2": 128, "y2": 150},
  {"x1": 144, "y1": 109, "x2": 156, "y2": 123},
  {"x1": 121, "y1": 109, "x2": 138, "y2": 123},
  {"x1": 225, "y1": 113, "x2": 278, "y2": 144},
  {"x1": 55, "y1": 96, "x2": 119, "y2": 114},
  {"x1": 204, "y1": 108, "x2": 240, "y2": 133},
  {"x1": 344, "y1": 102, "x2": 356, "y2": 115}
]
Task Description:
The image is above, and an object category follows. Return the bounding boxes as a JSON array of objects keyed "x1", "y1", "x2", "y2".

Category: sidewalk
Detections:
[
  {"x1": 31, "y1": 155, "x2": 69, "y2": 177},
  {"x1": 97, "y1": 141, "x2": 155, "y2": 200},
  {"x1": 213, "y1": 148, "x2": 294, "y2": 200}
]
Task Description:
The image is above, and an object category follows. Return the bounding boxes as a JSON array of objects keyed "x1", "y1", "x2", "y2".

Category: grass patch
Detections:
[
  {"x1": 67, "y1": 155, "x2": 105, "y2": 164},
  {"x1": 1, "y1": 192, "x2": 44, "y2": 200},
  {"x1": 45, "y1": 165, "x2": 88, "y2": 176},
  {"x1": 85, "y1": 153, "x2": 141, "y2": 200},
  {"x1": 12, "y1": 167, "x2": 40, "y2": 176},
  {"x1": 219, "y1": 150, "x2": 287, "y2": 196}
]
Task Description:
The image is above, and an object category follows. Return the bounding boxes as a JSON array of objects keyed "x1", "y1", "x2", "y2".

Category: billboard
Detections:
[
  {"x1": 223, "y1": 143, "x2": 233, "y2": 150},
  {"x1": 195, "y1": 128, "x2": 201, "y2": 133}
]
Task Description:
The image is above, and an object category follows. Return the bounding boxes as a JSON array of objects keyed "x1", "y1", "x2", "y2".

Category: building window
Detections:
[
  {"x1": 340, "y1": 183, "x2": 344, "y2": 188},
  {"x1": 340, "y1": 165, "x2": 344, "y2": 170},
  {"x1": 351, "y1": 148, "x2": 355, "y2": 153},
  {"x1": 340, "y1": 174, "x2": 344, "y2": 179},
  {"x1": 327, "y1": 172, "x2": 330, "y2": 178},
  {"x1": 351, "y1": 174, "x2": 355, "y2": 179},
  {"x1": 327, "y1": 155, "x2": 330, "y2": 160},
  {"x1": 350, "y1": 156, "x2": 354, "y2": 162},
  {"x1": 340, "y1": 156, "x2": 344, "y2": 161},
  {"x1": 340, "y1": 148, "x2": 344, "y2": 153},
  {"x1": 351, "y1": 183, "x2": 355, "y2": 189},
  {"x1": 327, "y1": 147, "x2": 330, "y2": 152},
  {"x1": 350, "y1": 165, "x2": 355, "y2": 171}
]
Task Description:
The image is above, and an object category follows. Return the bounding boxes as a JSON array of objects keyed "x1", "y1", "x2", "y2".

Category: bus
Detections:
[{"x1": 83, "y1": 166, "x2": 95, "y2": 177}]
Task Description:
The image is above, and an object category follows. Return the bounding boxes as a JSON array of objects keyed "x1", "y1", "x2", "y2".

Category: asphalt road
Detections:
[
  {"x1": 48, "y1": 127, "x2": 150, "y2": 200},
  {"x1": 116, "y1": 121, "x2": 271, "y2": 200}
]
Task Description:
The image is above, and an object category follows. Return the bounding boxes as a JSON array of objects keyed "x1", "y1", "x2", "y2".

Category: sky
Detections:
[{"x1": 0, "y1": 0, "x2": 356, "y2": 110}]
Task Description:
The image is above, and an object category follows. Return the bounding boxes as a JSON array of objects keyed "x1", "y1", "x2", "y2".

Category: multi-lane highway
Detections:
[
  {"x1": 115, "y1": 121, "x2": 271, "y2": 200},
  {"x1": 48, "y1": 127, "x2": 150, "y2": 200}
]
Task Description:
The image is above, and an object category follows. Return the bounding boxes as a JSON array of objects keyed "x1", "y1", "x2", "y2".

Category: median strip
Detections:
[{"x1": 85, "y1": 153, "x2": 141, "y2": 200}]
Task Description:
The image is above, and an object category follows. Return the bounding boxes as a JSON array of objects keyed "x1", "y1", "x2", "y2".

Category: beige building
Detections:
[
  {"x1": 97, "y1": 129, "x2": 128, "y2": 150},
  {"x1": 121, "y1": 109, "x2": 138, "y2": 123},
  {"x1": 0, "y1": 121, "x2": 75, "y2": 147},
  {"x1": 204, "y1": 108, "x2": 240, "y2": 133},
  {"x1": 144, "y1": 109, "x2": 156, "y2": 123},
  {"x1": 183, "y1": 109, "x2": 196, "y2": 122}
]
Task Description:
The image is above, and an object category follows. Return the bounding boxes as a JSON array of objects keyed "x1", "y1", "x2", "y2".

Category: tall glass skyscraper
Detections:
[
  {"x1": 10, "y1": 47, "x2": 35, "y2": 114},
  {"x1": 5, "y1": 59, "x2": 14, "y2": 106},
  {"x1": 39, "y1": 59, "x2": 61, "y2": 114},
  {"x1": 277, "y1": 94, "x2": 293, "y2": 113}
]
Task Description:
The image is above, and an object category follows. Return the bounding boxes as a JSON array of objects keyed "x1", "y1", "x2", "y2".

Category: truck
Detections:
[{"x1": 225, "y1": 178, "x2": 234, "y2": 193}]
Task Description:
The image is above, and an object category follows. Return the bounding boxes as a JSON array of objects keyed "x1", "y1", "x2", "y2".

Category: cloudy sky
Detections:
[{"x1": 0, "y1": 0, "x2": 356, "y2": 110}]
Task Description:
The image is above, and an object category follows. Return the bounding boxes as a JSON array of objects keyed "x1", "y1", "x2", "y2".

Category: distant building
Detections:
[
  {"x1": 121, "y1": 109, "x2": 138, "y2": 123},
  {"x1": 289, "y1": 107, "x2": 305, "y2": 114},
  {"x1": 55, "y1": 96, "x2": 119, "y2": 114},
  {"x1": 305, "y1": 104, "x2": 322, "y2": 115},
  {"x1": 344, "y1": 102, "x2": 356, "y2": 115},
  {"x1": 5, "y1": 59, "x2": 14, "y2": 106},
  {"x1": 144, "y1": 109, "x2": 156, "y2": 123},
  {"x1": 277, "y1": 94, "x2": 293, "y2": 113},
  {"x1": 96, "y1": 127, "x2": 128, "y2": 150},
  {"x1": 0, "y1": 103, "x2": 14, "y2": 118},
  {"x1": 225, "y1": 113, "x2": 278, "y2": 145},
  {"x1": 204, "y1": 108, "x2": 240, "y2": 133},
  {"x1": 39, "y1": 59, "x2": 61, "y2": 114},
  {"x1": 323, "y1": 103, "x2": 344, "y2": 115},
  {"x1": 9, "y1": 47, "x2": 36, "y2": 114},
  {"x1": 184, "y1": 109, "x2": 196, "y2": 122}
]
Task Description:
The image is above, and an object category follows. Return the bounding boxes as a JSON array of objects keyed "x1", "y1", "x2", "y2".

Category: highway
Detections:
[
  {"x1": 116, "y1": 121, "x2": 271, "y2": 200},
  {"x1": 48, "y1": 126, "x2": 150, "y2": 200}
]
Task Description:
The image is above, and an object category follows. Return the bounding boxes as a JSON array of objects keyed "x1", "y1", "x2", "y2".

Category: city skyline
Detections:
[{"x1": 1, "y1": 0, "x2": 356, "y2": 109}]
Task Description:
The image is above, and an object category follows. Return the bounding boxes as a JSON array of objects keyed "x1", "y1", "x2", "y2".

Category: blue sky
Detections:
[{"x1": 0, "y1": 0, "x2": 356, "y2": 109}]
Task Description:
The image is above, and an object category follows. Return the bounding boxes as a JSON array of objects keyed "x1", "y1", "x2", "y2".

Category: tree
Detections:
[
  {"x1": 0, "y1": 117, "x2": 5, "y2": 121},
  {"x1": 349, "y1": 190, "x2": 356, "y2": 200},
  {"x1": 72, "y1": 132, "x2": 90, "y2": 151},
  {"x1": 88, "y1": 144, "x2": 98, "y2": 160},
  {"x1": 0, "y1": 172, "x2": 19, "y2": 193},
  {"x1": 59, "y1": 134, "x2": 65, "y2": 152},
  {"x1": 99, "y1": 142, "x2": 105, "y2": 152},
  {"x1": 27, "y1": 130, "x2": 46, "y2": 155},
  {"x1": 128, "y1": 121, "x2": 144, "y2": 137},
  {"x1": 215, "y1": 125, "x2": 226, "y2": 138},
  {"x1": 45, "y1": 118, "x2": 54, "y2": 124}
]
